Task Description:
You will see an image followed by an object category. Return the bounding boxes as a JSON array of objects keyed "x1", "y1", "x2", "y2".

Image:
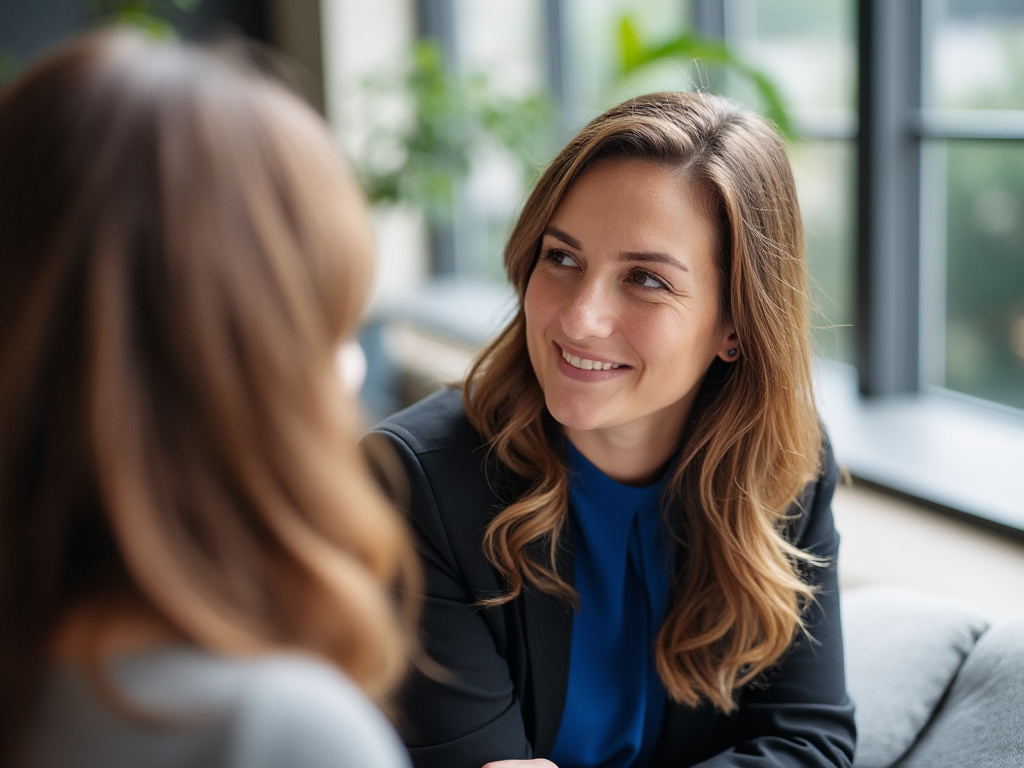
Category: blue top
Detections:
[{"x1": 549, "y1": 442, "x2": 675, "y2": 768}]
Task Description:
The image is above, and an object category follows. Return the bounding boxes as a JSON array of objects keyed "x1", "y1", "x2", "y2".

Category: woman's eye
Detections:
[
  {"x1": 628, "y1": 268, "x2": 669, "y2": 290},
  {"x1": 542, "y1": 248, "x2": 580, "y2": 269}
]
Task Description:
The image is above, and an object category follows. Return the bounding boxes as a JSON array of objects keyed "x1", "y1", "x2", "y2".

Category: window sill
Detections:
[{"x1": 816, "y1": 361, "x2": 1024, "y2": 539}]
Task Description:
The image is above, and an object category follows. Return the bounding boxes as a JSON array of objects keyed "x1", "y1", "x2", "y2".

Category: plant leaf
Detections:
[
  {"x1": 615, "y1": 13, "x2": 797, "y2": 141},
  {"x1": 617, "y1": 16, "x2": 645, "y2": 73}
]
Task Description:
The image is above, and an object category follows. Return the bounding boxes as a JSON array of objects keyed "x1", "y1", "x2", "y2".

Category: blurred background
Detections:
[{"x1": 3, "y1": 0, "x2": 1023, "y2": 613}]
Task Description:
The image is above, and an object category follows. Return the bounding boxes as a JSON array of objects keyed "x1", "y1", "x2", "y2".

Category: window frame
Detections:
[
  {"x1": 694, "y1": 0, "x2": 1024, "y2": 537},
  {"x1": 419, "y1": 0, "x2": 1024, "y2": 537},
  {"x1": 849, "y1": 0, "x2": 1024, "y2": 537}
]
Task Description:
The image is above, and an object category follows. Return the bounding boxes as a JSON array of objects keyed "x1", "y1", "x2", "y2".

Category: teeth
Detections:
[{"x1": 562, "y1": 348, "x2": 621, "y2": 371}]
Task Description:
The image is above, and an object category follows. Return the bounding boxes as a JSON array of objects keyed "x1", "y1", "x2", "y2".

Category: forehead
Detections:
[
  {"x1": 548, "y1": 158, "x2": 718, "y2": 262},
  {"x1": 556, "y1": 156, "x2": 710, "y2": 216}
]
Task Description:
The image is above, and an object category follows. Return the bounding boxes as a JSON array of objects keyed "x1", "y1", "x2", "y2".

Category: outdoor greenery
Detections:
[
  {"x1": 90, "y1": 0, "x2": 200, "y2": 37},
  {"x1": 354, "y1": 13, "x2": 793, "y2": 220},
  {"x1": 615, "y1": 15, "x2": 794, "y2": 138},
  {"x1": 0, "y1": 0, "x2": 200, "y2": 89},
  {"x1": 353, "y1": 40, "x2": 553, "y2": 221},
  {"x1": 0, "y1": 51, "x2": 17, "y2": 89},
  {"x1": 941, "y1": 27, "x2": 1024, "y2": 408}
]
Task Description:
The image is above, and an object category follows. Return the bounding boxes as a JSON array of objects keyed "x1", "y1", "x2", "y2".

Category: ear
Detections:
[{"x1": 716, "y1": 328, "x2": 740, "y2": 363}]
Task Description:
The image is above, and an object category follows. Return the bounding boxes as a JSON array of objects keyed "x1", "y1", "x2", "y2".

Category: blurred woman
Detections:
[
  {"x1": 370, "y1": 92, "x2": 855, "y2": 768},
  {"x1": 0, "y1": 28, "x2": 419, "y2": 768}
]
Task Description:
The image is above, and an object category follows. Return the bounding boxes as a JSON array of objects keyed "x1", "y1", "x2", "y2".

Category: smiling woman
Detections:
[{"x1": 368, "y1": 91, "x2": 854, "y2": 768}]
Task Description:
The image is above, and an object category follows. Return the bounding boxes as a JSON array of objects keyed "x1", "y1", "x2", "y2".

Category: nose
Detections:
[{"x1": 560, "y1": 276, "x2": 614, "y2": 340}]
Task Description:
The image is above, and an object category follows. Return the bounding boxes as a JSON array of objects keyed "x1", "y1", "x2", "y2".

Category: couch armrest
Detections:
[
  {"x1": 897, "y1": 615, "x2": 1024, "y2": 768},
  {"x1": 842, "y1": 585, "x2": 989, "y2": 768}
]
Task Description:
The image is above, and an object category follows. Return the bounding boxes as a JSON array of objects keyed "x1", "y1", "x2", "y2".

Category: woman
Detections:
[
  {"x1": 0, "y1": 29, "x2": 419, "y2": 768},
  {"x1": 369, "y1": 92, "x2": 856, "y2": 768}
]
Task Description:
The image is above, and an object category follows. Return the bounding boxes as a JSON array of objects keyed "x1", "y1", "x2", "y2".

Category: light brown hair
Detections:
[
  {"x1": 0, "y1": 28, "x2": 418, "y2": 761},
  {"x1": 465, "y1": 91, "x2": 823, "y2": 712}
]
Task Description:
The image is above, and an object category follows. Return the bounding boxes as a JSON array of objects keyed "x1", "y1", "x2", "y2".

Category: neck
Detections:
[{"x1": 565, "y1": 421, "x2": 682, "y2": 486}]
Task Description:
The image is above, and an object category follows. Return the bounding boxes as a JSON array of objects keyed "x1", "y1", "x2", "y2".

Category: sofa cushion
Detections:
[
  {"x1": 897, "y1": 616, "x2": 1024, "y2": 768},
  {"x1": 842, "y1": 586, "x2": 989, "y2": 768}
]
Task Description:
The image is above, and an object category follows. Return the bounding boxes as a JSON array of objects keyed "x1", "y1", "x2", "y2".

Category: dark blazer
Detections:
[{"x1": 368, "y1": 387, "x2": 856, "y2": 768}]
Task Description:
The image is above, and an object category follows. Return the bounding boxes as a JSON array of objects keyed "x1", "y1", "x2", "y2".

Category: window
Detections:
[
  {"x1": 842, "y1": 0, "x2": 1024, "y2": 533},
  {"x1": 920, "y1": 0, "x2": 1024, "y2": 410},
  {"x1": 448, "y1": 0, "x2": 549, "y2": 279},
  {"x1": 334, "y1": 0, "x2": 1024, "y2": 535}
]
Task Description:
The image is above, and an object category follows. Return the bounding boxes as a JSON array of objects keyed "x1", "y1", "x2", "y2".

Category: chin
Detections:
[{"x1": 543, "y1": 396, "x2": 604, "y2": 433}]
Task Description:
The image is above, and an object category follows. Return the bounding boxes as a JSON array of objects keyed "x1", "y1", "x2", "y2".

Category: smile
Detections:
[{"x1": 561, "y1": 347, "x2": 623, "y2": 371}]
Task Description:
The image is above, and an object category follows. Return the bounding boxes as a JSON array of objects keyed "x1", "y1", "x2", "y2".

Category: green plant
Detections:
[
  {"x1": 616, "y1": 15, "x2": 795, "y2": 139},
  {"x1": 90, "y1": 0, "x2": 201, "y2": 37},
  {"x1": 0, "y1": 51, "x2": 18, "y2": 89},
  {"x1": 354, "y1": 40, "x2": 553, "y2": 221},
  {"x1": 0, "y1": 0, "x2": 200, "y2": 92}
]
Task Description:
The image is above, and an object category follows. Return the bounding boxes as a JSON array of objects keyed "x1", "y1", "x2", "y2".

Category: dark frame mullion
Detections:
[
  {"x1": 855, "y1": 0, "x2": 923, "y2": 397},
  {"x1": 692, "y1": 0, "x2": 726, "y2": 38},
  {"x1": 416, "y1": 0, "x2": 461, "y2": 276},
  {"x1": 543, "y1": 0, "x2": 575, "y2": 130}
]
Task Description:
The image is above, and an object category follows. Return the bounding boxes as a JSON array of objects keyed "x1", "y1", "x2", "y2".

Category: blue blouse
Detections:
[{"x1": 549, "y1": 442, "x2": 675, "y2": 768}]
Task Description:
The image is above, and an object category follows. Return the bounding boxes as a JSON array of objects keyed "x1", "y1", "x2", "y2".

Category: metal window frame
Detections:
[
  {"x1": 859, "y1": 0, "x2": 1024, "y2": 397},
  {"x1": 856, "y1": 0, "x2": 924, "y2": 396},
  {"x1": 416, "y1": 0, "x2": 460, "y2": 275},
  {"x1": 687, "y1": 0, "x2": 1024, "y2": 534},
  {"x1": 417, "y1": 0, "x2": 572, "y2": 275}
]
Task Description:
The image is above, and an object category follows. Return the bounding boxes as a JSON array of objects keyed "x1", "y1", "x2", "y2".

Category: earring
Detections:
[{"x1": 727, "y1": 348, "x2": 738, "y2": 358}]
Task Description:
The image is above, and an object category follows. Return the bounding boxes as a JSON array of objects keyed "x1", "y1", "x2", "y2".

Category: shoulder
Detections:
[
  {"x1": 365, "y1": 388, "x2": 522, "y2": 590},
  {"x1": 369, "y1": 387, "x2": 482, "y2": 456},
  {"x1": 30, "y1": 650, "x2": 409, "y2": 768},
  {"x1": 227, "y1": 654, "x2": 411, "y2": 768},
  {"x1": 366, "y1": 386, "x2": 520, "y2": 515}
]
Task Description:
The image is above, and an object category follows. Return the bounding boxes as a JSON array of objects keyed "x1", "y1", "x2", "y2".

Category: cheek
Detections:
[
  {"x1": 524, "y1": 275, "x2": 558, "y2": 337},
  {"x1": 523, "y1": 277, "x2": 548, "y2": 374},
  {"x1": 635, "y1": 312, "x2": 722, "y2": 376}
]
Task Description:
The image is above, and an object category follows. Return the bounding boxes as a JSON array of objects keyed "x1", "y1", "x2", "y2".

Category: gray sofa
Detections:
[{"x1": 843, "y1": 585, "x2": 1024, "y2": 767}]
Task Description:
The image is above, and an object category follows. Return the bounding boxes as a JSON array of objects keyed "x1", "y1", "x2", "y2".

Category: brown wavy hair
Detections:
[
  {"x1": 465, "y1": 91, "x2": 823, "y2": 712},
  {"x1": 0, "y1": 28, "x2": 418, "y2": 762}
]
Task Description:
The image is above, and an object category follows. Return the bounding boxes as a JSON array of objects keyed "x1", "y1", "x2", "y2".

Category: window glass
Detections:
[
  {"x1": 791, "y1": 141, "x2": 856, "y2": 363},
  {"x1": 925, "y1": 140, "x2": 1024, "y2": 410},
  {"x1": 923, "y1": 0, "x2": 1024, "y2": 111},
  {"x1": 452, "y1": 0, "x2": 549, "y2": 280},
  {"x1": 723, "y1": 0, "x2": 857, "y2": 364},
  {"x1": 920, "y1": 1, "x2": 1024, "y2": 411},
  {"x1": 457, "y1": 0, "x2": 547, "y2": 93},
  {"x1": 564, "y1": 0, "x2": 690, "y2": 122},
  {"x1": 451, "y1": 0, "x2": 694, "y2": 280},
  {"x1": 726, "y1": 0, "x2": 855, "y2": 123}
]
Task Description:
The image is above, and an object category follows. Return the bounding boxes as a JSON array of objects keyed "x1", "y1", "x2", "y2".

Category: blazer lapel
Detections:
[
  {"x1": 483, "y1": 452, "x2": 575, "y2": 757},
  {"x1": 522, "y1": 533, "x2": 575, "y2": 756}
]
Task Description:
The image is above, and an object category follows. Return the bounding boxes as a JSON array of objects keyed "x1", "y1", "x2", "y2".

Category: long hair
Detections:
[
  {"x1": 0, "y1": 28, "x2": 419, "y2": 761},
  {"x1": 465, "y1": 91, "x2": 823, "y2": 712}
]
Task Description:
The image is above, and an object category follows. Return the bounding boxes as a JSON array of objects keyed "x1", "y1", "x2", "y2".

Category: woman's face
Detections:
[{"x1": 524, "y1": 158, "x2": 736, "y2": 456}]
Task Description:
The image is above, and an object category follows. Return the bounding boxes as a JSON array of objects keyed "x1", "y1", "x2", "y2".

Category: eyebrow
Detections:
[
  {"x1": 543, "y1": 225, "x2": 582, "y2": 250},
  {"x1": 542, "y1": 225, "x2": 690, "y2": 273}
]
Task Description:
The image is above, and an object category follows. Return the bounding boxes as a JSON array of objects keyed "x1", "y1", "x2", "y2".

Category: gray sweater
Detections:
[{"x1": 26, "y1": 648, "x2": 411, "y2": 768}]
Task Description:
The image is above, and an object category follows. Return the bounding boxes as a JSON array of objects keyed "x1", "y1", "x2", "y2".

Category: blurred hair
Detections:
[
  {"x1": 465, "y1": 91, "x2": 822, "y2": 712},
  {"x1": 0, "y1": 27, "x2": 419, "y2": 761}
]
